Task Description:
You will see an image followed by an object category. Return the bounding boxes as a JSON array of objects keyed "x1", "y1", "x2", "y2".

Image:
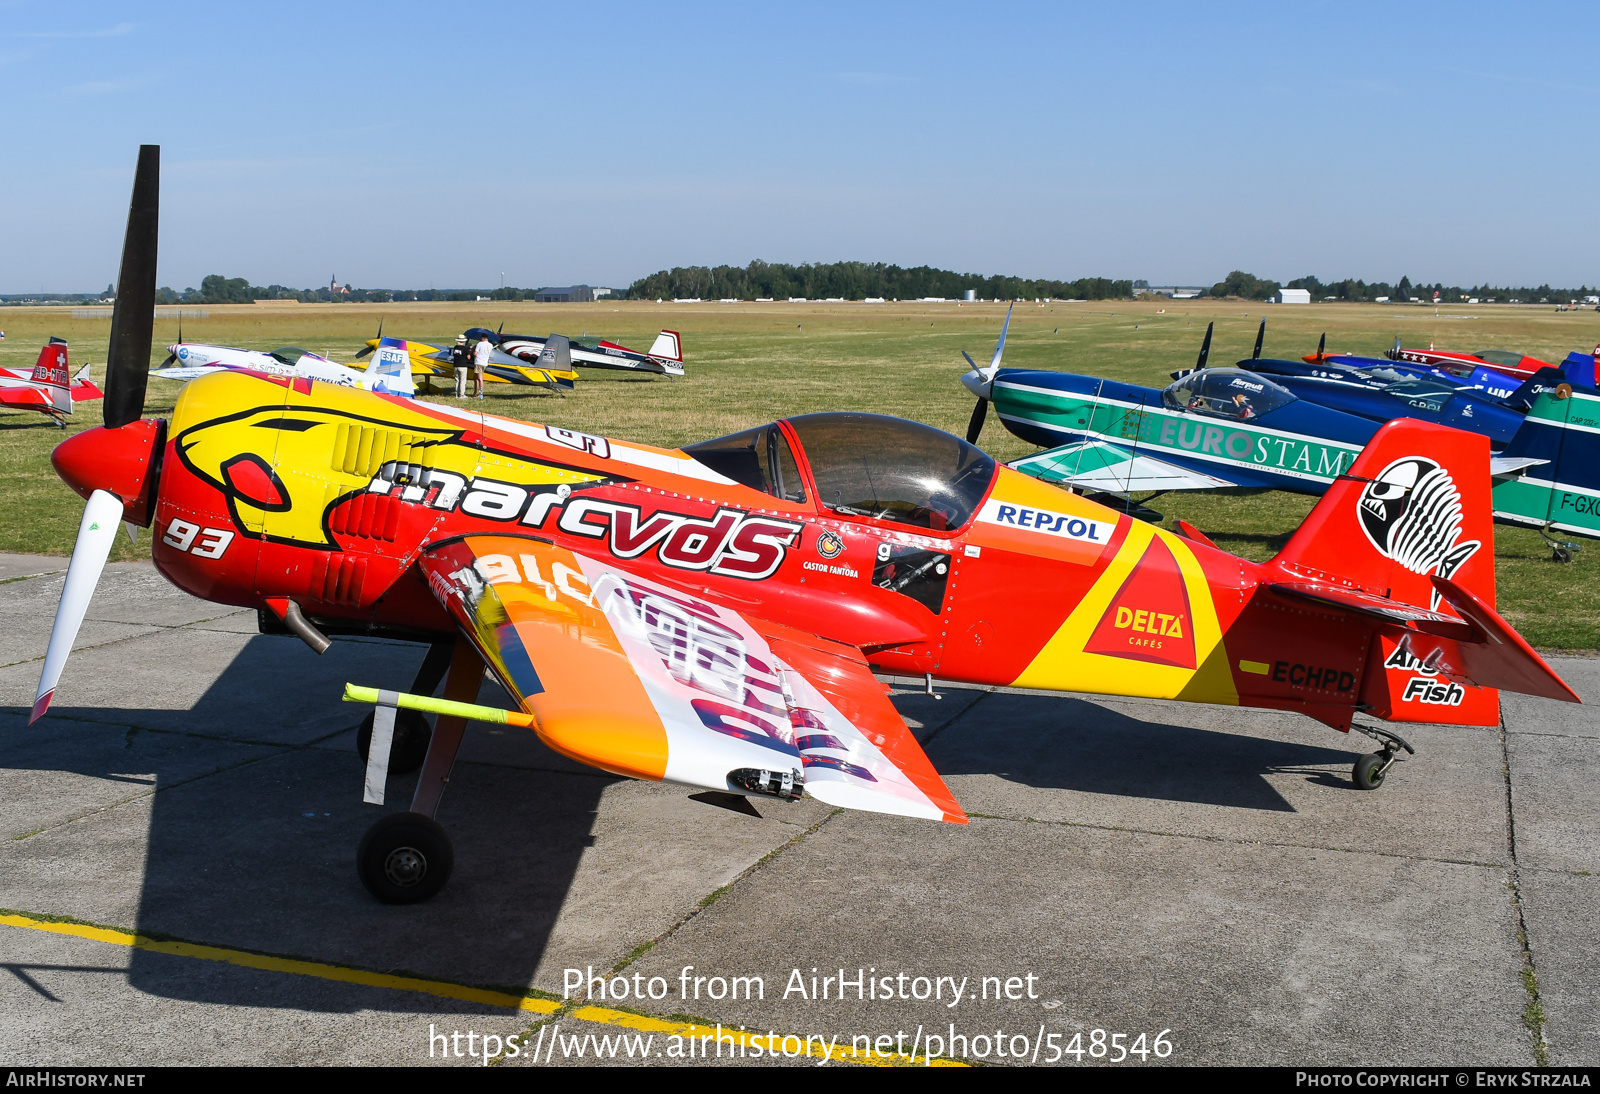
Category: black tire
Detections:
[
  {"x1": 357, "y1": 812, "x2": 453, "y2": 904},
  {"x1": 1554, "y1": 547, "x2": 1574, "y2": 564},
  {"x1": 355, "y1": 709, "x2": 433, "y2": 776},
  {"x1": 1352, "y1": 752, "x2": 1388, "y2": 791}
]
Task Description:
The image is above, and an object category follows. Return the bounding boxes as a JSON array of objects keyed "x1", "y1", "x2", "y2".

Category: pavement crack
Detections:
[
  {"x1": 1501, "y1": 715, "x2": 1549, "y2": 1065},
  {"x1": 963, "y1": 811, "x2": 1510, "y2": 869},
  {"x1": 0, "y1": 571, "x2": 64, "y2": 586}
]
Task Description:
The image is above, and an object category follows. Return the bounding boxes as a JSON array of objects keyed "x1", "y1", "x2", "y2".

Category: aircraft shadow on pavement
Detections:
[
  {"x1": 925, "y1": 693, "x2": 1358, "y2": 812},
  {"x1": 5, "y1": 636, "x2": 612, "y2": 1015}
]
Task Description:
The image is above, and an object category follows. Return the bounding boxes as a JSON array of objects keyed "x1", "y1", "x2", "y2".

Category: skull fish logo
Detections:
[{"x1": 1357, "y1": 456, "x2": 1481, "y2": 609}]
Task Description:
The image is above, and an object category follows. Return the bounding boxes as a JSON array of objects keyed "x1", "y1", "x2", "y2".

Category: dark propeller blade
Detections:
[
  {"x1": 966, "y1": 398, "x2": 988, "y2": 445},
  {"x1": 1252, "y1": 319, "x2": 1265, "y2": 360},
  {"x1": 1195, "y1": 322, "x2": 1213, "y2": 371},
  {"x1": 1315, "y1": 332, "x2": 1326, "y2": 361},
  {"x1": 355, "y1": 318, "x2": 382, "y2": 358},
  {"x1": 103, "y1": 145, "x2": 159, "y2": 429}
]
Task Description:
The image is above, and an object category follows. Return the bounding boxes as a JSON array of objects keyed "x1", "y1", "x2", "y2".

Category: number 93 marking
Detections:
[{"x1": 162, "y1": 518, "x2": 235, "y2": 560}]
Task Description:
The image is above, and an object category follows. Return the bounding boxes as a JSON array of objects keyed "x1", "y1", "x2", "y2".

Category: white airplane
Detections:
[
  {"x1": 153, "y1": 337, "x2": 415, "y2": 396},
  {"x1": 469, "y1": 327, "x2": 685, "y2": 377}
]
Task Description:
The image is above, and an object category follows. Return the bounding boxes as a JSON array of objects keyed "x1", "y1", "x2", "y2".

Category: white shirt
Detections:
[{"x1": 473, "y1": 340, "x2": 492, "y2": 368}]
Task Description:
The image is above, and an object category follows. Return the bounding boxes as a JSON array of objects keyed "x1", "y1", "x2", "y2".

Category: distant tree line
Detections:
[
  {"x1": 137, "y1": 268, "x2": 1597, "y2": 309},
  {"x1": 1209, "y1": 269, "x2": 1598, "y2": 304},
  {"x1": 622, "y1": 261, "x2": 1133, "y2": 301},
  {"x1": 154, "y1": 275, "x2": 542, "y2": 305}
]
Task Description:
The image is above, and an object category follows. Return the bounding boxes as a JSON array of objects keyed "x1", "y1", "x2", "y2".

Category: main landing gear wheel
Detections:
[
  {"x1": 355, "y1": 709, "x2": 433, "y2": 775},
  {"x1": 358, "y1": 812, "x2": 453, "y2": 904},
  {"x1": 1352, "y1": 752, "x2": 1389, "y2": 791}
]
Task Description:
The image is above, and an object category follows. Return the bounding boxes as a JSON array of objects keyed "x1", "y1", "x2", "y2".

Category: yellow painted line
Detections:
[
  {"x1": 0, "y1": 912, "x2": 559, "y2": 1016},
  {"x1": 1, "y1": 911, "x2": 965, "y2": 1066},
  {"x1": 1239, "y1": 659, "x2": 1271, "y2": 675}
]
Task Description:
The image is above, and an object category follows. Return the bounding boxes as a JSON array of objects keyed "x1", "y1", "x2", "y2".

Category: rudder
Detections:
[{"x1": 1264, "y1": 419, "x2": 1501, "y2": 726}]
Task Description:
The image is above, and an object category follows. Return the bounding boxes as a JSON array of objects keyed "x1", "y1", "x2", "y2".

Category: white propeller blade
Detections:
[
  {"x1": 31, "y1": 489, "x2": 124, "y2": 723},
  {"x1": 988, "y1": 301, "x2": 1014, "y2": 373},
  {"x1": 959, "y1": 302, "x2": 1017, "y2": 403}
]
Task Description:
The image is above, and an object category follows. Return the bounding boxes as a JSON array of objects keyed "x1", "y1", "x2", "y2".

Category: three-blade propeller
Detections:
[
  {"x1": 959, "y1": 302, "x2": 1014, "y2": 445},
  {"x1": 31, "y1": 145, "x2": 160, "y2": 724}
]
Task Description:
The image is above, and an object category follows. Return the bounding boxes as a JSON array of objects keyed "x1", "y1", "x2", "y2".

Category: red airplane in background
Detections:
[
  {"x1": 0, "y1": 338, "x2": 103, "y2": 427},
  {"x1": 1389, "y1": 344, "x2": 1558, "y2": 381},
  {"x1": 28, "y1": 147, "x2": 1582, "y2": 906}
]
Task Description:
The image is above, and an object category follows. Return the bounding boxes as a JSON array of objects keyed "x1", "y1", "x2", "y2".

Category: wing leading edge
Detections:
[{"x1": 416, "y1": 535, "x2": 965, "y2": 823}]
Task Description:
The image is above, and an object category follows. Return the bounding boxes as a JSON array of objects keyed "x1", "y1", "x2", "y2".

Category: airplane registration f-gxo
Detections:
[{"x1": 32, "y1": 147, "x2": 1582, "y2": 903}]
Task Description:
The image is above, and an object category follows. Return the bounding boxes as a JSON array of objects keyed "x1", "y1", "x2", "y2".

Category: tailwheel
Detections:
[
  {"x1": 1352, "y1": 752, "x2": 1390, "y2": 791},
  {"x1": 358, "y1": 812, "x2": 453, "y2": 904},
  {"x1": 355, "y1": 708, "x2": 432, "y2": 775},
  {"x1": 1350, "y1": 723, "x2": 1414, "y2": 790}
]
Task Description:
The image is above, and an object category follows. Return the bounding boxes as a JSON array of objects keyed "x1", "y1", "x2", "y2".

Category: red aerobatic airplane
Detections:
[
  {"x1": 31, "y1": 148, "x2": 1582, "y2": 903},
  {"x1": 0, "y1": 338, "x2": 103, "y2": 426}
]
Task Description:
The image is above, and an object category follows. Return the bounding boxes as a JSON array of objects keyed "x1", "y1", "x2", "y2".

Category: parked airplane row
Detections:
[
  {"x1": 150, "y1": 323, "x2": 685, "y2": 398},
  {"x1": 965, "y1": 313, "x2": 1600, "y2": 553}
]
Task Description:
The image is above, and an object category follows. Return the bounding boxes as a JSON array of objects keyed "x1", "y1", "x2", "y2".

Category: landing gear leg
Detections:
[
  {"x1": 1350, "y1": 723, "x2": 1415, "y2": 791},
  {"x1": 356, "y1": 637, "x2": 484, "y2": 904},
  {"x1": 1540, "y1": 522, "x2": 1581, "y2": 564},
  {"x1": 354, "y1": 639, "x2": 454, "y2": 775}
]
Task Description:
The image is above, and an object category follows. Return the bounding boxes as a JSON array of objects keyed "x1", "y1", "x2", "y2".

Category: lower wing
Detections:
[
  {"x1": 1009, "y1": 440, "x2": 1235, "y2": 493},
  {"x1": 416, "y1": 535, "x2": 965, "y2": 823}
]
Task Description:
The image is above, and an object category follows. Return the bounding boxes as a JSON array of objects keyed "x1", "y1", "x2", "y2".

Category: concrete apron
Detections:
[{"x1": 0, "y1": 555, "x2": 1593, "y2": 1066}]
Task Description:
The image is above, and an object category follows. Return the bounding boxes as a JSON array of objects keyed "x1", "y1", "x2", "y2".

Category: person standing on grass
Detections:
[
  {"x1": 473, "y1": 333, "x2": 492, "y2": 399},
  {"x1": 450, "y1": 334, "x2": 472, "y2": 398}
]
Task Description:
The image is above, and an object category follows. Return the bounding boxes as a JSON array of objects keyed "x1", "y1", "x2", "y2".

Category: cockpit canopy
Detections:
[
  {"x1": 1161, "y1": 368, "x2": 1295, "y2": 421},
  {"x1": 685, "y1": 412, "x2": 995, "y2": 532},
  {"x1": 682, "y1": 423, "x2": 809, "y2": 504}
]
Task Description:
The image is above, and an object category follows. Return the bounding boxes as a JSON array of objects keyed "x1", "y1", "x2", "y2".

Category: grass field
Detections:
[{"x1": 3, "y1": 297, "x2": 1598, "y2": 647}]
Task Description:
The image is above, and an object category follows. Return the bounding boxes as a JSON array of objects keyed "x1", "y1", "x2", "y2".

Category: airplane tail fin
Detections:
[
  {"x1": 648, "y1": 330, "x2": 682, "y2": 363},
  {"x1": 1493, "y1": 382, "x2": 1600, "y2": 541},
  {"x1": 31, "y1": 338, "x2": 73, "y2": 413},
  {"x1": 364, "y1": 336, "x2": 416, "y2": 397},
  {"x1": 1263, "y1": 418, "x2": 1575, "y2": 724},
  {"x1": 539, "y1": 334, "x2": 574, "y2": 373},
  {"x1": 1502, "y1": 367, "x2": 1567, "y2": 412},
  {"x1": 1559, "y1": 351, "x2": 1597, "y2": 389}
]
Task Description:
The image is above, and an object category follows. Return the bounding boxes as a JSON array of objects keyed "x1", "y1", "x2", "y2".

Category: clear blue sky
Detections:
[{"x1": 2, "y1": 1, "x2": 1595, "y2": 292}]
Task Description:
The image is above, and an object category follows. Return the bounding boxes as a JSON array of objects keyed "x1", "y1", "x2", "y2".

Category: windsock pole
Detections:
[{"x1": 342, "y1": 683, "x2": 537, "y2": 729}]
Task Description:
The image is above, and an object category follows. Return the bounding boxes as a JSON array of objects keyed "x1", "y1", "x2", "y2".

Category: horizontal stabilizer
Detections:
[
  {"x1": 1268, "y1": 580, "x2": 1475, "y2": 638},
  {"x1": 1489, "y1": 455, "x2": 1547, "y2": 479},
  {"x1": 1428, "y1": 576, "x2": 1580, "y2": 702}
]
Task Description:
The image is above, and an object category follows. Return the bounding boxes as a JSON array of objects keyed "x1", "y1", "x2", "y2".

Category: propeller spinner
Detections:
[{"x1": 32, "y1": 145, "x2": 165, "y2": 723}]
